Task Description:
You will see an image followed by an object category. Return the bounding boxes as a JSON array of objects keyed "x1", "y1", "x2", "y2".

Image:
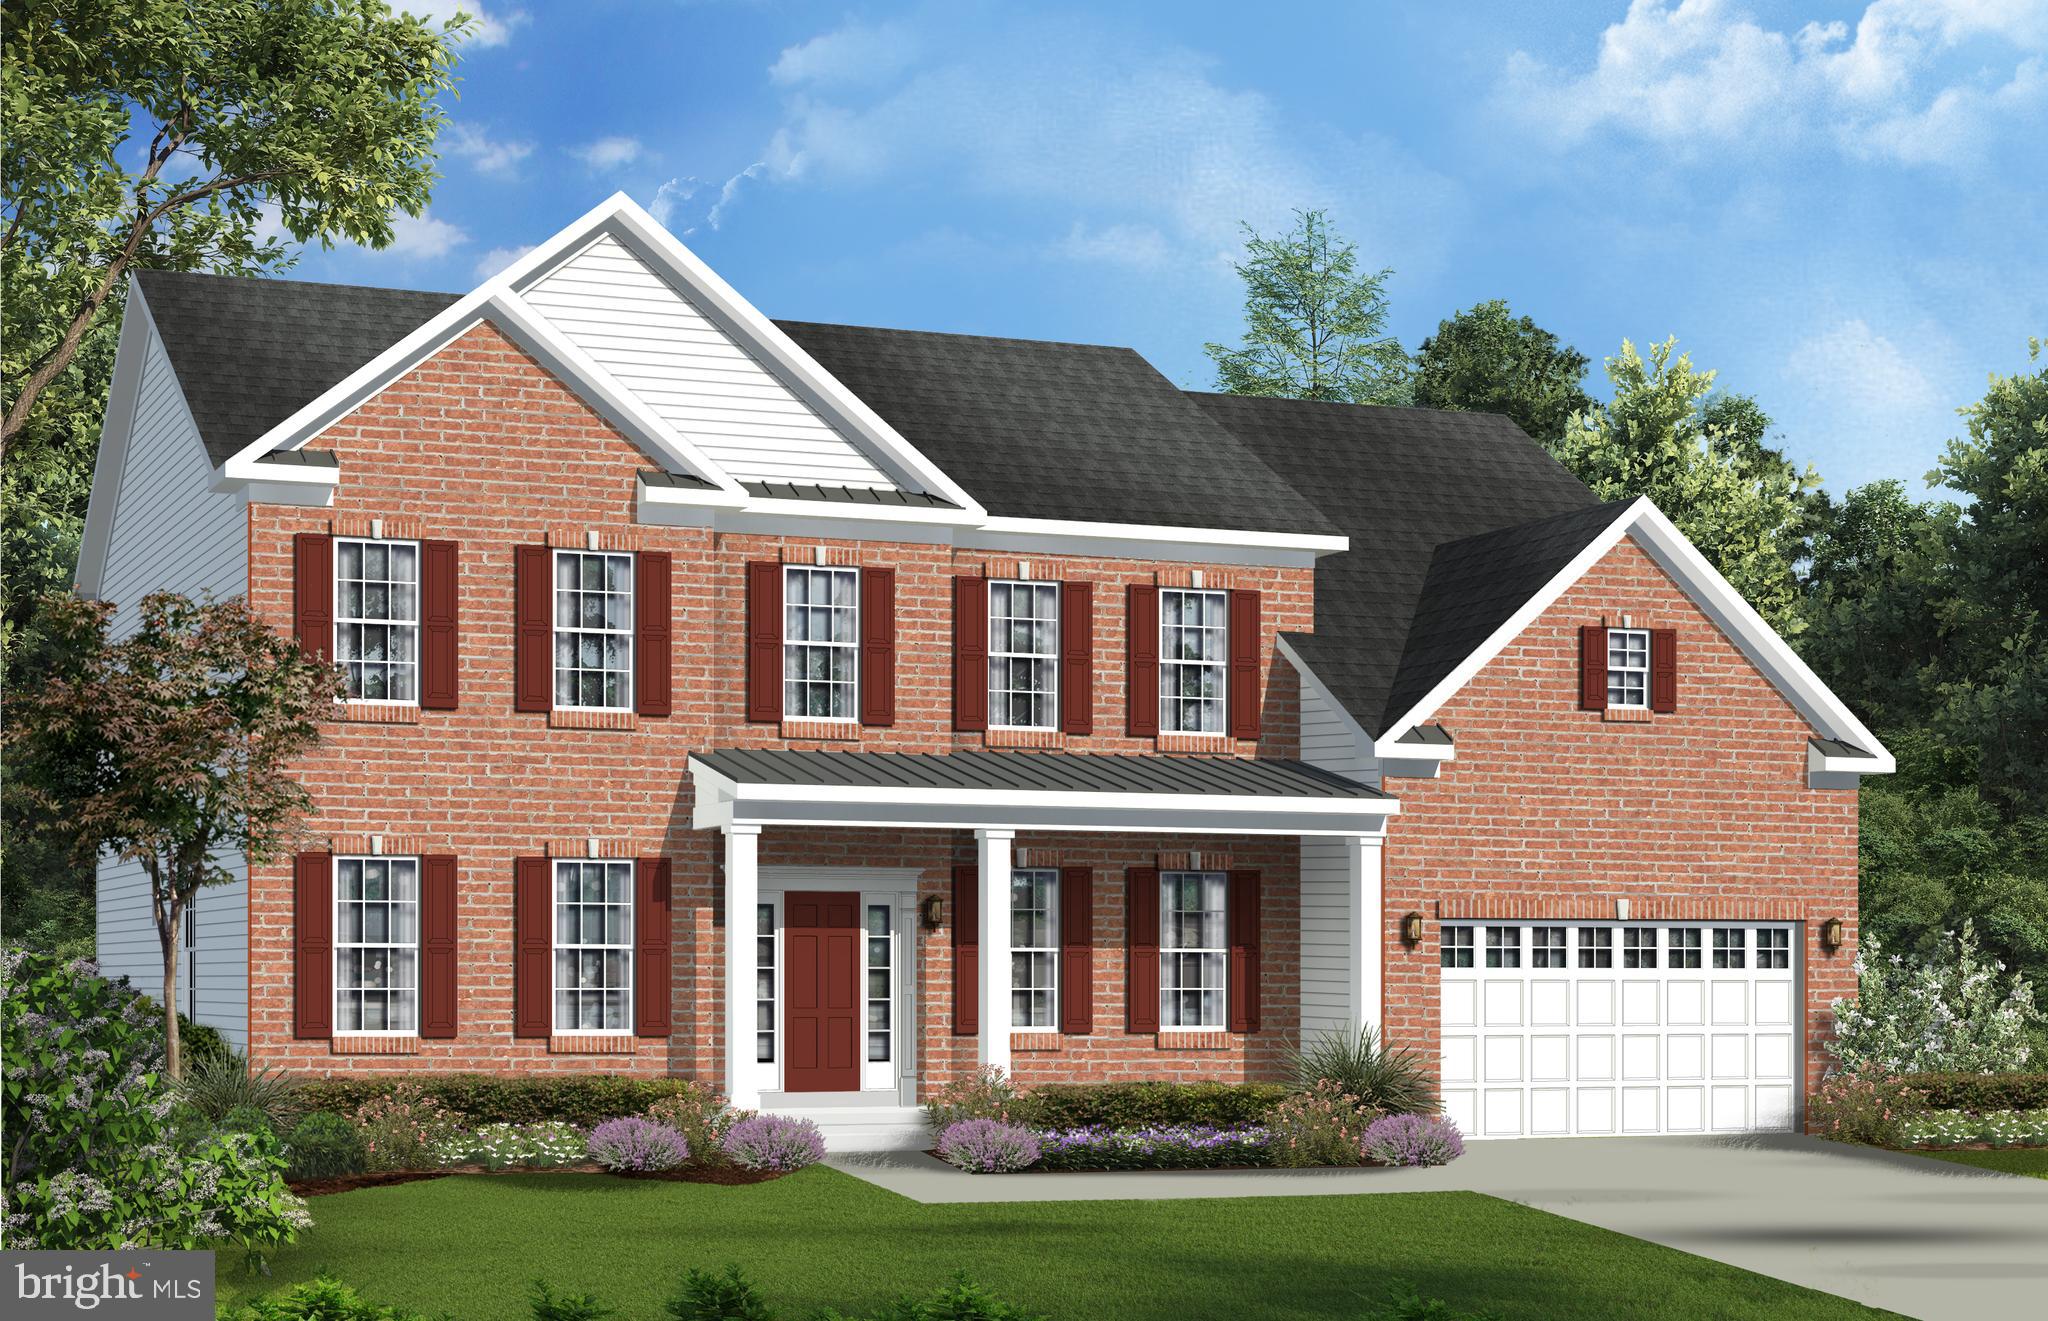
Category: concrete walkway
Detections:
[{"x1": 827, "y1": 1134, "x2": 2048, "y2": 1321}]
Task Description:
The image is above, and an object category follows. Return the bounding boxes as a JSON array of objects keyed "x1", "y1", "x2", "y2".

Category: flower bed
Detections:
[
  {"x1": 1902, "y1": 1107, "x2": 2048, "y2": 1149},
  {"x1": 1033, "y1": 1123, "x2": 1273, "y2": 1171}
]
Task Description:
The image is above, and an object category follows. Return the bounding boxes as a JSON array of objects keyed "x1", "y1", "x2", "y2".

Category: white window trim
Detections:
[
  {"x1": 1159, "y1": 588, "x2": 1228, "y2": 736},
  {"x1": 334, "y1": 854, "x2": 420, "y2": 1037},
  {"x1": 988, "y1": 580, "x2": 1060, "y2": 732},
  {"x1": 1606, "y1": 626, "x2": 1650, "y2": 710},
  {"x1": 551, "y1": 858, "x2": 635, "y2": 1036},
  {"x1": 781, "y1": 564, "x2": 861, "y2": 723},
  {"x1": 552, "y1": 548, "x2": 636, "y2": 713},
  {"x1": 1159, "y1": 869, "x2": 1227, "y2": 1031},
  {"x1": 1010, "y1": 868, "x2": 1060, "y2": 1032},
  {"x1": 334, "y1": 536, "x2": 421, "y2": 707}
]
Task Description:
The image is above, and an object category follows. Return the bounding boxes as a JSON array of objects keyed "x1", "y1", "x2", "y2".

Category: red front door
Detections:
[{"x1": 782, "y1": 890, "x2": 862, "y2": 1092}]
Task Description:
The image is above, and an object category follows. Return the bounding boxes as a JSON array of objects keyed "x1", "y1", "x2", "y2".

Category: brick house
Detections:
[{"x1": 80, "y1": 195, "x2": 1892, "y2": 1148}]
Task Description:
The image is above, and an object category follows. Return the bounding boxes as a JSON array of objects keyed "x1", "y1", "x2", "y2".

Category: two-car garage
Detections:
[{"x1": 1439, "y1": 921, "x2": 1800, "y2": 1139}]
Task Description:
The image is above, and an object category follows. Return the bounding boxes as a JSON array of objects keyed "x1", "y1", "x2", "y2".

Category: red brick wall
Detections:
[
  {"x1": 241, "y1": 322, "x2": 1310, "y2": 1086},
  {"x1": 1378, "y1": 537, "x2": 1860, "y2": 1105}
]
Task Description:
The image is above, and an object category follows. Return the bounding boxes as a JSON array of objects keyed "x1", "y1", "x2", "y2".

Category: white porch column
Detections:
[
  {"x1": 976, "y1": 829, "x2": 1014, "y2": 1075},
  {"x1": 1346, "y1": 833, "x2": 1386, "y2": 1034},
  {"x1": 724, "y1": 824, "x2": 762, "y2": 1110}
]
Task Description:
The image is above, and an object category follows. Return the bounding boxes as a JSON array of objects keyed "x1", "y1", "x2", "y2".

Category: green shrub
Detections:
[
  {"x1": 922, "y1": 1066, "x2": 1023, "y2": 1134},
  {"x1": 353, "y1": 1083, "x2": 463, "y2": 1172},
  {"x1": 297, "y1": 1074, "x2": 716, "y2": 1127},
  {"x1": 177, "y1": 1049, "x2": 306, "y2": 1131},
  {"x1": 1809, "y1": 1072, "x2": 1927, "y2": 1146},
  {"x1": 644, "y1": 1081, "x2": 743, "y2": 1167},
  {"x1": 178, "y1": 1014, "x2": 233, "y2": 1072},
  {"x1": 220, "y1": 1104, "x2": 276, "y2": 1135},
  {"x1": 666, "y1": 1265, "x2": 778, "y2": 1321},
  {"x1": 1363, "y1": 1282, "x2": 1504, "y2": 1321},
  {"x1": 1012, "y1": 1081, "x2": 1288, "y2": 1130},
  {"x1": 531, "y1": 1279, "x2": 615, "y2": 1321},
  {"x1": 1266, "y1": 1080, "x2": 1377, "y2": 1167},
  {"x1": 1905, "y1": 1072, "x2": 2048, "y2": 1112},
  {"x1": 826, "y1": 1275, "x2": 1048, "y2": 1321},
  {"x1": 1286, "y1": 1026, "x2": 1438, "y2": 1116},
  {"x1": 221, "y1": 1276, "x2": 428, "y2": 1320},
  {"x1": 287, "y1": 1111, "x2": 367, "y2": 1180}
]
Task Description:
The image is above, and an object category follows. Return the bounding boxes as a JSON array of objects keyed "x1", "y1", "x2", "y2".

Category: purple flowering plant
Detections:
[
  {"x1": 722, "y1": 1114, "x2": 826, "y2": 1171},
  {"x1": 936, "y1": 1119, "x2": 1041, "y2": 1173},
  {"x1": 1360, "y1": 1113, "x2": 1464, "y2": 1167},
  {"x1": 587, "y1": 1116, "x2": 689, "y2": 1172},
  {"x1": 1033, "y1": 1123, "x2": 1272, "y2": 1172}
]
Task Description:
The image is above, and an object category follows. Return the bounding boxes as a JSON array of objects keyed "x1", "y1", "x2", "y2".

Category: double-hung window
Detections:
[
  {"x1": 336, "y1": 539, "x2": 419, "y2": 703},
  {"x1": 554, "y1": 550, "x2": 633, "y2": 710},
  {"x1": 989, "y1": 581, "x2": 1059, "y2": 729},
  {"x1": 335, "y1": 856, "x2": 418, "y2": 1033},
  {"x1": 554, "y1": 859, "x2": 633, "y2": 1033},
  {"x1": 783, "y1": 566, "x2": 859, "y2": 720},
  {"x1": 1160, "y1": 589, "x2": 1227, "y2": 734},
  {"x1": 1160, "y1": 870, "x2": 1227, "y2": 1028},
  {"x1": 1606, "y1": 628, "x2": 1650, "y2": 708},
  {"x1": 1009, "y1": 869, "x2": 1059, "y2": 1029}
]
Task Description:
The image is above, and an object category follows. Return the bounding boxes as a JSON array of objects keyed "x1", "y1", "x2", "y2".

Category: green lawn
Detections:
[
  {"x1": 224, "y1": 1169, "x2": 1886, "y2": 1320},
  {"x1": 1906, "y1": 1147, "x2": 2048, "y2": 1179}
]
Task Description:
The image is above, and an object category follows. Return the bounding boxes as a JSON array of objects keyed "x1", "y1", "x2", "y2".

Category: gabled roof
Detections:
[{"x1": 1193, "y1": 395, "x2": 1603, "y2": 736}]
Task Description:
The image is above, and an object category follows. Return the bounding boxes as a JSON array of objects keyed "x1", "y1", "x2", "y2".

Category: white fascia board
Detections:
[
  {"x1": 1370, "y1": 736, "x2": 1456, "y2": 763},
  {"x1": 974, "y1": 515, "x2": 1347, "y2": 556},
  {"x1": 1809, "y1": 744, "x2": 1884, "y2": 776},
  {"x1": 1273, "y1": 634, "x2": 1391, "y2": 761},
  {"x1": 75, "y1": 276, "x2": 156, "y2": 597}
]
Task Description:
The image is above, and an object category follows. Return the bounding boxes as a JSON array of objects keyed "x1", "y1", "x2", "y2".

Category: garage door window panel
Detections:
[
  {"x1": 1622, "y1": 927, "x2": 1658, "y2": 969},
  {"x1": 1577, "y1": 927, "x2": 1613, "y2": 968},
  {"x1": 1485, "y1": 926, "x2": 1521, "y2": 969},
  {"x1": 1441, "y1": 925, "x2": 1475, "y2": 968}
]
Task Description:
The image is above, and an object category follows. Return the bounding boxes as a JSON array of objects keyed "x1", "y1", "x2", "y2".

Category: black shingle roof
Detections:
[
  {"x1": 135, "y1": 270, "x2": 459, "y2": 466},
  {"x1": 1192, "y1": 395, "x2": 1607, "y2": 736},
  {"x1": 691, "y1": 748, "x2": 1388, "y2": 799}
]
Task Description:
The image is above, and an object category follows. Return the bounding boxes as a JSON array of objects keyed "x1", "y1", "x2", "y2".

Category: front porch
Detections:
[{"x1": 688, "y1": 749, "x2": 1399, "y2": 1149}]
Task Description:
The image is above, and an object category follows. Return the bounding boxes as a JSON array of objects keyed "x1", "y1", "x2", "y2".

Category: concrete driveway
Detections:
[{"x1": 829, "y1": 1134, "x2": 2048, "y2": 1321}]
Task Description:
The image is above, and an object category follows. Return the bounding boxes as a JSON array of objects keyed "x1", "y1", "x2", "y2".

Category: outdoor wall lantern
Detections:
[
  {"x1": 921, "y1": 895, "x2": 945, "y2": 930},
  {"x1": 1401, "y1": 911, "x2": 1425, "y2": 945},
  {"x1": 1820, "y1": 917, "x2": 1845, "y2": 952}
]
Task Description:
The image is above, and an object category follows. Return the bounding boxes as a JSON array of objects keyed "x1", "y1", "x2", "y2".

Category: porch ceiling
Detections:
[{"x1": 687, "y1": 748, "x2": 1397, "y2": 837}]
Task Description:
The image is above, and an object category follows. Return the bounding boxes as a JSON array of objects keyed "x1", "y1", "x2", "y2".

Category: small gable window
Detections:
[
  {"x1": 554, "y1": 550, "x2": 634, "y2": 710},
  {"x1": 336, "y1": 539, "x2": 419, "y2": 703},
  {"x1": 1606, "y1": 628, "x2": 1650, "y2": 708}
]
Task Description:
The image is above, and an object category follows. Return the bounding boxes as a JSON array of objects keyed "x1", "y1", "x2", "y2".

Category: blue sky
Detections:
[{"x1": 289, "y1": 1, "x2": 2048, "y2": 495}]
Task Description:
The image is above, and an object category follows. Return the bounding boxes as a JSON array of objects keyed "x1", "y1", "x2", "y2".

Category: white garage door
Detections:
[{"x1": 1439, "y1": 921, "x2": 1800, "y2": 1139}]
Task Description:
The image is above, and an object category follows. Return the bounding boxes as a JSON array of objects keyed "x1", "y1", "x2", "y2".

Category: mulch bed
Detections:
[{"x1": 290, "y1": 1163, "x2": 786, "y2": 1197}]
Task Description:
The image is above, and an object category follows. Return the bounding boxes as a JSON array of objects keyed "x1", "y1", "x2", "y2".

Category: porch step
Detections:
[{"x1": 764, "y1": 1103, "x2": 929, "y2": 1153}]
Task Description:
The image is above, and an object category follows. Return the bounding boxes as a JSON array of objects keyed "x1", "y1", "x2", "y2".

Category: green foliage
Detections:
[
  {"x1": 531, "y1": 1279, "x2": 616, "y2": 1321},
  {"x1": 177, "y1": 1050, "x2": 306, "y2": 1132},
  {"x1": 1830, "y1": 921, "x2": 2043, "y2": 1073},
  {"x1": 351, "y1": 1084, "x2": 463, "y2": 1173},
  {"x1": 644, "y1": 1081, "x2": 744, "y2": 1167},
  {"x1": 1412, "y1": 299, "x2": 1592, "y2": 444},
  {"x1": 1903, "y1": 1072, "x2": 2048, "y2": 1112},
  {"x1": 1205, "y1": 208, "x2": 1410, "y2": 404},
  {"x1": 826, "y1": 1275, "x2": 1048, "y2": 1321},
  {"x1": 297, "y1": 1074, "x2": 725, "y2": 1129},
  {"x1": 221, "y1": 1276, "x2": 429, "y2": 1321},
  {"x1": 286, "y1": 1112, "x2": 367, "y2": 1181},
  {"x1": 1364, "y1": 1283, "x2": 1504, "y2": 1321},
  {"x1": 921, "y1": 1066, "x2": 1023, "y2": 1134},
  {"x1": 1799, "y1": 483, "x2": 1950, "y2": 732},
  {"x1": 666, "y1": 1264, "x2": 779, "y2": 1321},
  {"x1": 1808, "y1": 1073, "x2": 1926, "y2": 1148},
  {"x1": 1266, "y1": 1080, "x2": 1376, "y2": 1168},
  {"x1": 177, "y1": 1014, "x2": 232, "y2": 1073},
  {"x1": 1550, "y1": 337, "x2": 1819, "y2": 635},
  {"x1": 1010, "y1": 1081, "x2": 1288, "y2": 1130},
  {"x1": 1286, "y1": 1025, "x2": 1438, "y2": 1116}
]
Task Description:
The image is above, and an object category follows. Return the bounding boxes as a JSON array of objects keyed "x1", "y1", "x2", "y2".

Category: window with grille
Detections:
[
  {"x1": 1160, "y1": 871, "x2": 1226, "y2": 1028},
  {"x1": 554, "y1": 550, "x2": 633, "y2": 710},
  {"x1": 554, "y1": 860, "x2": 632, "y2": 1032},
  {"x1": 1606, "y1": 628, "x2": 1650, "y2": 708},
  {"x1": 1668, "y1": 927, "x2": 1703, "y2": 969},
  {"x1": 1577, "y1": 926, "x2": 1613, "y2": 968},
  {"x1": 1622, "y1": 926, "x2": 1658, "y2": 968},
  {"x1": 756, "y1": 902, "x2": 777, "y2": 1062},
  {"x1": 783, "y1": 566, "x2": 859, "y2": 720},
  {"x1": 1532, "y1": 926, "x2": 1568, "y2": 968},
  {"x1": 336, "y1": 539, "x2": 419, "y2": 703},
  {"x1": 1441, "y1": 925, "x2": 1475, "y2": 968},
  {"x1": 866, "y1": 904, "x2": 893, "y2": 1062},
  {"x1": 1757, "y1": 928, "x2": 1791, "y2": 969},
  {"x1": 1485, "y1": 925, "x2": 1522, "y2": 969},
  {"x1": 989, "y1": 581, "x2": 1058, "y2": 729},
  {"x1": 1160, "y1": 589, "x2": 1227, "y2": 734},
  {"x1": 1713, "y1": 928, "x2": 1747, "y2": 969},
  {"x1": 1010, "y1": 870, "x2": 1058, "y2": 1029},
  {"x1": 335, "y1": 856, "x2": 418, "y2": 1033}
]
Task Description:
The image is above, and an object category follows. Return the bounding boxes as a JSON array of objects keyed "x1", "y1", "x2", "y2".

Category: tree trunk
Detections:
[{"x1": 161, "y1": 895, "x2": 183, "y2": 1080}]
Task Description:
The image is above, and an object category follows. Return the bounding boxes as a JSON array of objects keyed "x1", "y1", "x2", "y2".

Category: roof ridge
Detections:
[
  {"x1": 773, "y1": 317, "x2": 1145, "y2": 356},
  {"x1": 135, "y1": 268, "x2": 460, "y2": 300}
]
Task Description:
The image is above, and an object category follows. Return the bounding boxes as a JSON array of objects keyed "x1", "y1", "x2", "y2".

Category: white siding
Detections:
[
  {"x1": 91, "y1": 313, "x2": 251, "y2": 1049},
  {"x1": 1299, "y1": 681, "x2": 1380, "y2": 1041},
  {"x1": 522, "y1": 234, "x2": 899, "y2": 489},
  {"x1": 1299, "y1": 678, "x2": 1376, "y2": 782}
]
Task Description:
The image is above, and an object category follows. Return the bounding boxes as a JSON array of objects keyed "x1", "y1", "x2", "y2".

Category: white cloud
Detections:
[
  {"x1": 1786, "y1": 316, "x2": 1941, "y2": 413},
  {"x1": 445, "y1": 123, "x2": 535, "y2": 178},
  {"x1": 649, "y1": 178, "x2": 701, "y2": 228},
  {"x1": 401, "y1": 1, "x2": 529, "y2": 48},
  {"x1": 770, "y1": 20, "x2": 921, "y2": 89},
  {"x1": 570, "y1": 136, "x2": 645, "y2": 172},
  {"x1": 378, "y1": 212, "x2": 468, "y2": 260},
  {"x1": 1498, "y1": 0, "x2": 2048, "y2": 166},
  {"x1": 473, "y1": 244, "x2": 534, "y2": 280}
]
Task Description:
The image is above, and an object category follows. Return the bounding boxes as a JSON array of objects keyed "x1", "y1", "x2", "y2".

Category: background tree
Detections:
[
  {"x1": 5, "y1": 593, "x2": 339, "y2": 1075},
  {"x1": 1549, "y1": 337, "x2": 1818, "y2": 635},
  {"x1": 1204, "y1": 208, "x2": 1411, "y2": 404},
  {"x1": 1412, "y1": 298, "x2": 1592, "y2": 444}
]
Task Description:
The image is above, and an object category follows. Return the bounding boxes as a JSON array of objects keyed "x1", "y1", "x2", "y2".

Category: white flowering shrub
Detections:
[
  {"x1": 431, "y1": 1120, "x2": 588, "y2": 1169},
  {"x1": 1829, "y1": 922, "x2": 2044, "y2": 1074},
  {"x1": 1903, "y1": 1108, "x2": 2048, "y2": 1148}
]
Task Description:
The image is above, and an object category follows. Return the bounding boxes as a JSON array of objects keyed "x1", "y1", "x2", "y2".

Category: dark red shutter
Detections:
[
  {"x1": 419, "y1": 540, "x2": 459, "y2": 710},
  {"x1": 860, "y1": 567, "x2": 896, "y2": 726},
  {"x1": 1059, "y1": 865, "x2": 1094, "y2": 1035},
  {"x1": 1228, "y1": 589, "x2": 1262, "y2": 740},
  {"x1": 1126, "y1": 866, "x2": 1160, "y2": 1033},
  {"x1": 635, "y1": 551, "x2": 672, "y2": 717},
  {"x1": 952, "y1": 865, "x2": 978, "y2": 1035},
  {"x1": 746, "y1": 562, "x2": 781, "y2": 723},
  {"x1": 293, "y1": 852, "x2": 333, "y2": 1039},
  {"x1": 1650, "y1": 628, "x2": 1678, "y2": 713},
  {"x1": 1228, "y1": 869, "x2": 1262, "y2": 1034},
  {"x1": 293, "y1": 534, "x2": 333, "y2": 664},
  {"x1": 1579, "y1": 625, "x2": 1608, "y2": 711},
  {"x1": 1126, "y1": 585, "x2": 1160, "y2": 737},
  {"x1": 635, "y1": 856, "x2": 672, "y2": 1037},
  {"x1": 953, "y1": 577, "x2": 989, "y2": 733},
  {"x1": 514, "y1": 546, "x2": 552, "y2": 713},
  {"x1": 419, "y1": 854, "x2": 458, "y2": 1038},
  {"x1": 1060, "y1": 581, "x2": 1094, "y2": 736},
  {"x1": 513, "y1": 857, "x2": 552, "y2": 1037}
]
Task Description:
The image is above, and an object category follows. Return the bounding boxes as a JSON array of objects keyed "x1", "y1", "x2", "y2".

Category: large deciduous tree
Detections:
[
  {"x1": 1204, "y1": 208, "x2": 1411, "y2": 404},
  {"x1": 1548, "y1": 337, "x2": 1818, "y2": 636},
  {"x1": 5, "y1": 593, "x2": 339, "y2": 1076},
  {"x1": 1412, "y1": 299, "x2": 1592, "y2": 444}
]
